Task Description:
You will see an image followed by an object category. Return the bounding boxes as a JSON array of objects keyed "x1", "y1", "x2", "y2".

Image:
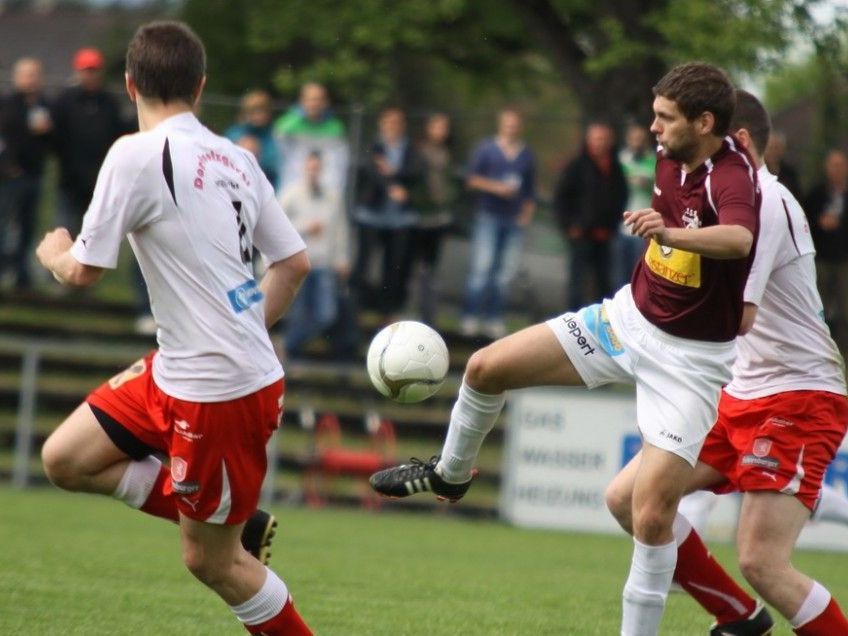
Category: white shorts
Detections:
[{"x1": 546, "y1": 285, "x2": 735, "y2": 465}]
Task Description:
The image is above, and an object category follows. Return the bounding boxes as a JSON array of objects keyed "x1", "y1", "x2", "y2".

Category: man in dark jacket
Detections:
[
  {"x1": 554, "y1": 122, "x2": 629, "y2": 310},
  {"x1": 0, "y1": 57, "x2": 52, "y2": 290},
  {"x1": 51, "y1": 48, "x2": 130, "y2": 235},
  {"x1": 805, "y1": 149, "x2": 848, "y2": 351}
]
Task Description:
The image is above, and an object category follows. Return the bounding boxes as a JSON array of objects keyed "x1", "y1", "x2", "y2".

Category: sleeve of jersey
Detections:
[
  {"x1": 253, "y1": 176, "x2": 306, "y2": 263},
  {"x1": 712, "y1": 166, "x2": 758, "y2": 233},
  {"x1": 743, "y1": 188, "x2": 782, "y2": 305},
  {"x1": 70, "y1": 139, "x2": 157, "y2": 269}
]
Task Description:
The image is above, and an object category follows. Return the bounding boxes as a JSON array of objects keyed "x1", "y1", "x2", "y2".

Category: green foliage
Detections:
[{"x1": 181, "y1": 0, "x2": 834, "y2": 121}]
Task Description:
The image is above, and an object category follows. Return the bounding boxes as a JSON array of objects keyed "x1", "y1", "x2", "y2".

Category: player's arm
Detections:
[
  {"x1": 625, "y1": 209, "x2": 753, "y2": 259},
  {"x1": 36, "y1": 228, "x2": 104, "y2": 287},
  {"x1": 260, "y1": 250, "x2": 310, "y2": 330}
]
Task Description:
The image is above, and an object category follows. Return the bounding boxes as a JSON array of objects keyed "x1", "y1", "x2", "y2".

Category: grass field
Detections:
[{"x1": 2, "y1": 488, "x2": 848, "y2": 635}]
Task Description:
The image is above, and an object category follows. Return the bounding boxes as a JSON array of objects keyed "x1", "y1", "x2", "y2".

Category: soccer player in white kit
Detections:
[
  {"x1": 35, "y1": 22, "x2": 313, "y2": 635},
  {"x1": 607, "y1": 91, "x2": 848, "y2": 635},
  {"x1": 371, "y1": 63, "x2": 759, "y2": 635}
]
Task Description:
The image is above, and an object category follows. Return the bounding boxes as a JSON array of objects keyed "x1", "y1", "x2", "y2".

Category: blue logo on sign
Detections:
[
  {"x1": 621, "y1": 433, "x2": 642, "y2": 466},
  {"x1": 227, "y1": 279, "x2": 263, "y2": 313}
]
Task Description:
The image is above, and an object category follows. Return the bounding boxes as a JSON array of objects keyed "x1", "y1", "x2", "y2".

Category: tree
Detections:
[{"x1": 181, "y1": 0, "x2": 829, "y2": 123}]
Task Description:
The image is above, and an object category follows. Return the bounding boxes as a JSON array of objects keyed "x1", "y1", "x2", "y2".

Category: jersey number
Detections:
[{"x1": 231, "y1": 200, "x2": 252, "y2": 264}]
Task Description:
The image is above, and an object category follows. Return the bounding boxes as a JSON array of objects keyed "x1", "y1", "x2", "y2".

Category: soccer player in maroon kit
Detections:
[
  {"x1": 371, "y1": 63, "x2": 760, "y2": 635},
  {"x1": 608, "y1": 91, "x2": 848, "y2": 636}
]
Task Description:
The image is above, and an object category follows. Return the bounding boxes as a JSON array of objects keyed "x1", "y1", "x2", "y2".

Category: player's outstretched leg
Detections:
[{"x1": 369, "y1": 324, "x2": 586, "y2": 501}]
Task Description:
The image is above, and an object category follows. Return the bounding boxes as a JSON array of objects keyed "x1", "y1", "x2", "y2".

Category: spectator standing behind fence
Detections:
[
  {"x1": 0, "y1": 57, "x2": 52, "y2": 291},
  {"x1": 764, "y1": 130, "x2": 802, "y2": 200},
  {"x1": 413, "y1": 112, "x2": 456, "y2": 326},
  {"x1": 280, "y1": 151, "x2": 349, "y2": 360},
  {"x1": 225, "y1": 90, "x2": 280, "y2": 190},
  {"x1": 805, "y1": 149, "x2": 848, "y2": 351},
  {"x1": 352, "y1": 106, "x2": 420, "y2": 321},
  {"x1": 460, "y1": 108, "x2": 536, "y2": 339},
  {"x1": 613, "y1": 123, "x2": 654, "y2": 289},
  {"x1": 274, "y1": 82, "x2": 348, "y2": 192},
  {"x1": 553, "y1": 121, "x2": 628, "y2": 311},
  {"x1": 51, "y1": 48, "x2": 130, "y2": 235}
]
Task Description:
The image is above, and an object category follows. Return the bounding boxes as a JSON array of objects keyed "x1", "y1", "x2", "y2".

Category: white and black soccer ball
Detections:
[{"x1": 366, "y1": 321, "x2": 449, "y2": 403}]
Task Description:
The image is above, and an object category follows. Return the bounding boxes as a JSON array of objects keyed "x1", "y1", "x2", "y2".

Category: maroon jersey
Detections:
[{"x1": 630, "y1": 137, "x2": 760, "y2": 342}]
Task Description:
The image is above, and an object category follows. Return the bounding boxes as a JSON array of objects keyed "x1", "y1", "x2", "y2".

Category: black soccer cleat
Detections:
[
  {"x1": 241, "y1": 509, "x2": 277, "y2": 565},
  {"x1": 369, "y1": 455, "x2": 473, "y2": 502},
  {"x1": 709, "y1": 601, "x2": 774, "y2": 636}
]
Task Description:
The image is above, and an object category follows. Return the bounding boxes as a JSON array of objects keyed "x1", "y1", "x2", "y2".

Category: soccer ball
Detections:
[{"x1": 366, "y1": 321, "x2": 450, "y2": 403}]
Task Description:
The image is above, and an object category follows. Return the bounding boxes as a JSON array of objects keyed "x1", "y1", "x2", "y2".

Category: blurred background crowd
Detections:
[{"x1": 1, "y1": 0, "x2": 848, "y2": 356}]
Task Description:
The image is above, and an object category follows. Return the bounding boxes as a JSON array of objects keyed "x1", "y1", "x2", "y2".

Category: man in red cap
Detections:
[{"x1": 51, "y1": 47, "x2": 131, "y2": 236}]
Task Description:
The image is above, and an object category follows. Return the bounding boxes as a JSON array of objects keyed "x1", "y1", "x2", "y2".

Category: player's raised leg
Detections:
[
  {"x1": 736, "y1": 492, "x2": 848, "y2": 635},
  {"x1": 180, "y1": 516, "x2": 311, "y2": 635},
  {"x1": 369, "y1": 321, "x2": 588, "y2": 500}
]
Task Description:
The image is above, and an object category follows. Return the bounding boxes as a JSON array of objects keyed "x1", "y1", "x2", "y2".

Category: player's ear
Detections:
[
  {"x1": 733, "y1": 128, "x2": 752, "y2": 152},
  {"x1": 696, "y1": 111, "x2": 715, "y2": 137},
  {"x1": 125, "y1": 73, "x2": 137, "y2": 103},
  {"x1": 192, "y1": 76, "x2": 207, "y2": 108}
]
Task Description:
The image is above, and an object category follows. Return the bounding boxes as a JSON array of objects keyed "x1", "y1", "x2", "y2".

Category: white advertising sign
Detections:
[{"x1": 500, "y1": 386, "x2": 848, "y2": 551}]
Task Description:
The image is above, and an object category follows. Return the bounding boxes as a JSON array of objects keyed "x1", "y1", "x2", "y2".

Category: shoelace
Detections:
[{"x1": 398, "y1": 455, "x2": 439, "y2": 480}]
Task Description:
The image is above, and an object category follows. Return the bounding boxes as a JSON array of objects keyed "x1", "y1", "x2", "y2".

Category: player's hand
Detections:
[
  {"x1": 36, "y1": 227, "x2": 74, "y2": 270},
  {"x1": 624, "y1": 208, "x2": 668, "y2": 244}
]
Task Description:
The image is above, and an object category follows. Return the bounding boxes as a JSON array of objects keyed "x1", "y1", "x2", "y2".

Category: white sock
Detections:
[
  {"x1": 436, "y1": 379, "x2": 505, "y2": 482},
  {"x1": 677, "y1": 491, "x2": 719, "y2": 538},
  {"x1": 230, "y1": 567, "x2": 289, "y2": 625},
  {"x1": 812, "y1": 484, "x2": 848, "y2": 525},
  {"x1": 791, "y1": 580, "x2": 831, "y2": 628},
  {"x1": 113, "y1": 456, "x2": 162, "y2": 509},
  {"x1": 621, "y1": 539, "x2": 677, "y2": 636},
  {"x1": 671, "y1": 512, "x2": 693, "y2": 546}
]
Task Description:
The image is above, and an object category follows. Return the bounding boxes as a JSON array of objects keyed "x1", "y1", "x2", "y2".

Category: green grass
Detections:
[{"x1": 3, "y1": 488, "x2": 848, "y2": 634}]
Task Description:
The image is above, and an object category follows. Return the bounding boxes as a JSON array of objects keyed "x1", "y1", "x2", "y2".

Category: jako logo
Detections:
[{"x1": 227, "y1": 279, "x2": 263, "y2": 313}]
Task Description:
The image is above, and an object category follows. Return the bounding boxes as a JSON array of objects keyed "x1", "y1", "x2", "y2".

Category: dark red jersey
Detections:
[{"x1": 630, "y1": 137, "x2": 760, "y2": 342}]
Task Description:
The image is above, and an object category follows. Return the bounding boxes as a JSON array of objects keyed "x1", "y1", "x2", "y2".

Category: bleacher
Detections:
[{"x1": 0, "y1": 289, "x2": 509, "y2": 517}]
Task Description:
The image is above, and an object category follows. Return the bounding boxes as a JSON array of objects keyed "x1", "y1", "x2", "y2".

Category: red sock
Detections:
[
  {"x1": 795, "y1": 598, "x2": 848, "y2": 635},
  {"x1": 244, "y1": 598, "x2": 313, "y2": 635},
  {"x1": 139, "y1": 465, "x2": 179, "y2": 523},
  {"x1": 675, "y1": 529, "x2": 756, "y2": 624}
]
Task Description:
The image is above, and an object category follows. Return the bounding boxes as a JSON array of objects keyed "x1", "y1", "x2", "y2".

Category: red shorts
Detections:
[
  {"x1": 699, "y1": 389, "x2": 848, "y2": 510},
  {"x1": 87, "y1": 352, "x2": 284, "y2": 525}
]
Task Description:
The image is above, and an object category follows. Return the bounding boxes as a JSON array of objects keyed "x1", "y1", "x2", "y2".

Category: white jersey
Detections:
[
  {"x1": 725, "y1": 165, "x2": 846, "y2": 399},
  {"x1": 71, "y1": 112, "x2": 306, "y2": 402}
]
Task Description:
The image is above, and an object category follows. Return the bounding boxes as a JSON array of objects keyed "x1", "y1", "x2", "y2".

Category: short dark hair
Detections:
[
  {"x1": 730, "y1": 90, "x2": 771, "y2": 157},
  {"x1": 126, "y1": 21, "x2": 206, "y2": 104},
  {"x1": 653, "y1": 62, "x2": 735, "y2": 137}
]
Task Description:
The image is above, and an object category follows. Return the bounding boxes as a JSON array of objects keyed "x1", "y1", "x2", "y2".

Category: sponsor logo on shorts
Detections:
[
  {"x1": 171, "y1": 456, "x2": 188, "y2": 482},
  {"x1": 753, "y1": 437, "x2": 772, "y2": 458},
  {"x1": 174, "y1": 419, "x2": 203, "y2": 442},
  {"x1": 741, "y1": 454, "x2": 780, "y2": 470},
  {"x1": 767, "y1": 416, "x2": 794, "y2": 428},
  {"x1": 172, "y1": 480, "x2": 200, "y2": 495},
  {"x1": 659, "y1": 429, "x2": 683, "y2": 444},
  {"x1": 227, "y1": 279, "x2": 263, "y2": 313},
  {"x1": 582, "y1": 304, "x2": 624, "y2": 357},
  {"x1": 562, "y1": 315, "x2": 596, "y2": 356}
]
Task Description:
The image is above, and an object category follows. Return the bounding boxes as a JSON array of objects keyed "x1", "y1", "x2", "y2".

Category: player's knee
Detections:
[
  {"x1": 632, "y1": 503, "x2": 675, "y2": 543},
  {"x1": 605, "y1": 483, "x2": 633, "y2": 533},
  {"x1": 41, "y1": 435, "x2": 81, "y2": 491},
  {"x1": 464, "y1": 347, "x2": 503, "y2": 393},
  {"x1": 182, "y1": 544, "x2": 230, "y2": 588},
  {"x1": 737, "y1": 548, "x2": 780, "y2": 593}
]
